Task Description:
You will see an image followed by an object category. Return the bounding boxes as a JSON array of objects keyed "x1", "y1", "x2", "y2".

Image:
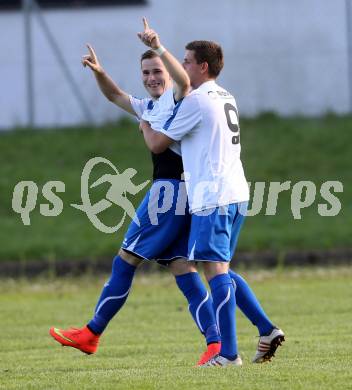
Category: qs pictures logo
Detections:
[
  {"x1": 11, "y1": 157, "x2": 344, "y2": 232},
  {"x1": 11, "y1": 157, "x2": 149, "y2": 234}
]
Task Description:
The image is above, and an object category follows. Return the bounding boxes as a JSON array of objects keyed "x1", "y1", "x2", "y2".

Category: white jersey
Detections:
[
  {"x1": 129, "y1": 88, "x2": 181, "y2": 156},
  {"x1": 159, "y1": 80, "x2": 249, "y2": 213}
]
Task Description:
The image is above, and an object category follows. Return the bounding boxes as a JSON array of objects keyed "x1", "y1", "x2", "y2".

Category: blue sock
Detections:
[
  {"x1": 87, "y1": 256, "x2": 136, "y2": 334},
  {"x1": 228, "y1": 269, "x2": 274, "y2": 336},
  {"x1": 176, "y1": 272, "x2": 220, "y2": 344},
  {"x1": 209, "y1": 273, "x2": 237, "y2": 360}
]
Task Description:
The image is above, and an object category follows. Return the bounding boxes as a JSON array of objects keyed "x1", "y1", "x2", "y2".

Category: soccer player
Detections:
[
  {"x1": 140, "y1": 39, "x2": 285, "y2": 366},
  {"x1": 49, "y1": 19, "x2": 222, "y2": 365}
]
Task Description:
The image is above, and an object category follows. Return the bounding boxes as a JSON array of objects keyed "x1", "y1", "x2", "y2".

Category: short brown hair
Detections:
[
  {"x1": 140, "y1": 49, "x2": 158, "y2": 63},
  {"x1": 185, "y1": 40, "x2": 224, "y2": 78}
]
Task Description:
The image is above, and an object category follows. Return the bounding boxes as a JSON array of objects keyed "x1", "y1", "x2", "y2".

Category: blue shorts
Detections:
[
  {"x1": 121, "y1": 179, "x2": 191, "y2": 262},
  {"x1": 187, "y1": 202, "x2": 248, "y2": 262}
]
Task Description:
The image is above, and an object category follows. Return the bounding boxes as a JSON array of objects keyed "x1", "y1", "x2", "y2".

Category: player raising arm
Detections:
[
  {"x1": 137, "y1": 17, "x2": 190, "y2": 101},
  {"x1": 82, "y1": 17, "x2": 190, "y2": 117},
  {"x1": 82, "y1": 44, "x2": 135, "y2": 114}
]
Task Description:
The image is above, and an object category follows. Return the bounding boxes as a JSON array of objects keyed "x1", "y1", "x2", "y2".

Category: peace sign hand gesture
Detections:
[
  {"x1": 82, "y1": 44, "x2": 104, "y2": 74},
  {"x1": 137, "y1": 17, "x2": 161, "y2": 50}
]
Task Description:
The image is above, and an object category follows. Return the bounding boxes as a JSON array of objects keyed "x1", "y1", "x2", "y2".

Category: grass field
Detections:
[
  {"x1": 0, "y1": 114, "x2": 351, "y2": 262},
  {"x1": 1, "y1": 267, "x2": 351, "y2": 389}
]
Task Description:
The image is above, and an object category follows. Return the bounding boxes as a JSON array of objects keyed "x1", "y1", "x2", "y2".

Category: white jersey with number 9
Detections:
[{"x1": 159, "y1": 80, "x2": 249, "y2": 213}]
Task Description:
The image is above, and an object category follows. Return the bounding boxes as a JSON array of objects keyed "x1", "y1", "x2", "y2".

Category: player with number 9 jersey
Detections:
[
  {"x1": 159, "y1": 80, "x2": 249, "y2": 214},
  {"x1": 140, "y1": 38, "x2": 285, "y2": 368}
]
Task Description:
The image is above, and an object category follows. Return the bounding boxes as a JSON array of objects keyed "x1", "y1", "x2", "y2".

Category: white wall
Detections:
[{"x1": 0, "y1": 0, "x2": 349, "y2": 129}]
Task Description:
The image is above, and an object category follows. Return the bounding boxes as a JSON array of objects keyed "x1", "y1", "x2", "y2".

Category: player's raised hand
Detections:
[
  {"x1": 82, "y1": 44, "x2": 104, "y2": 74},
  {"x1": 137, "y1": 17, "x2": 161, "y2": 49}
]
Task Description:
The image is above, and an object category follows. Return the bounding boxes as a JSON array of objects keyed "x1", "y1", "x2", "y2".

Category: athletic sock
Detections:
[
  {"x1": 175, "y1": 272, "x2": 220, "y2": 344},
  {"x1": 209, "y1": 273, "x2": 237, "y2": 360},
  {"x1": 87, "y1": 256, "x2": 136, "y2": 334},
  {"x1": 228, "y1": 269, "x2": 274, "y2": 336}
]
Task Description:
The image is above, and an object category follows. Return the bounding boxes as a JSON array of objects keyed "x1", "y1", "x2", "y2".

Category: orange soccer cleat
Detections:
[
  {"x1": 49, "y1": 325, "x2": 99, "y2": 355},
  {"x1": 197, "y1": 342, "x2": 221, "y2": 366}
]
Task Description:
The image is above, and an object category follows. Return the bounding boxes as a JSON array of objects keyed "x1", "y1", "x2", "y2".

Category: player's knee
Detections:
[
  {"x1": 203, "y1": 262, "x2": 229, "y2": 281},
  {"x1": 169, "y1": 258, "x2": 197, "y2": 276},
  {"x1": 119, "y1": 249, "x2": 143, "y2": 267}
]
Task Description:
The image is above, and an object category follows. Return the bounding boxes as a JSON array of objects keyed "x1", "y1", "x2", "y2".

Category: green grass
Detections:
[
  {"x1": 0, "y1": 114, "x2": 351, "y2": 261},
  {"x1": 0, "y1": 267, "x2": 351, "y2": 389}
]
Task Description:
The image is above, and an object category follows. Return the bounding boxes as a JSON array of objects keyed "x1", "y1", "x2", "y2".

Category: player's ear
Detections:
[{"x1": 200, "y1": 62, "x2": 209, "y2": 75}]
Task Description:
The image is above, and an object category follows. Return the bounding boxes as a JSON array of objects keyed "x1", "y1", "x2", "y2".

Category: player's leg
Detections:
[
  {"x1": 87, "y1": 249, "x2": 142, "y2": 335},
  {"x1": 49, "y1": 185, "x2": 159, "y2": 354},
  {"x1": 227, "y1": 201, "x2": 274, "y2": 335},
  {"x1": 169, "y1": 259, "x2": 221, "y2": 364},
  {"x1": 49, "y1": 250, "x2": 142, "y2": 354},
  {"x1": 227, "y1": 201, "x2": 285, "y2": 362},
  {"x1": 187, "y1": 206, "x2": 241, "y2": 367},
  {"x1": 203, "y1": 261, "x2": 240, "y2": 366},
  {"x1": 229, "y1": 270, "x2": 274, "y2": 335}
]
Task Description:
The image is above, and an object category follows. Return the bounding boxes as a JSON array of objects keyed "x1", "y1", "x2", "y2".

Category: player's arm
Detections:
[
  {"x1": 139, "y1": 120, "x2": 173, "y2": 153},
  {"x1": 142, "y1": 93, "x2": 202, "y2": 153},
  {"x1": 137, "y1": 18, "x2": 190, "y2": 101},
  {"x1": 82, "y1": 44, "x2": 136, "y2": 116}
]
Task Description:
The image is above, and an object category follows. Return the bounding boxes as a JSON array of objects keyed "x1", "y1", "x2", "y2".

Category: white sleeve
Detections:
[
  {"x1": 159, "y1": 93, "x2": 202, "y2": 141},
  {"x1": 129, "y1": 96, "x2": 151, "y2": 119}
]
